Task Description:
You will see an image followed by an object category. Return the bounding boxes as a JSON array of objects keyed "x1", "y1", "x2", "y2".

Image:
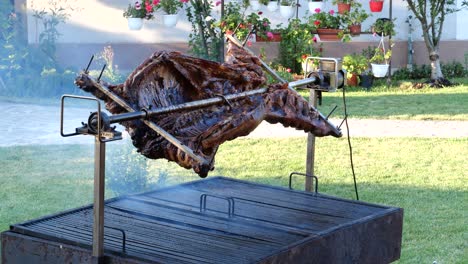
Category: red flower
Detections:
[
  {"x1": 258, "y1": 11, "x2": 263, "y2": 15},
  {"x1": 180, "y1": 0, "x2": 189, "y2": 3},
  {"x1": 301, "y1": 54, "x2": 308, "y2": 60},
  {"x1": 312, "y1": 36, "x2": 317, "y2": 43},
  {"x1": 247, "y1": 40, "x2": 252, "y2": 47},
  {"x1": 145, "y1": 5, "x2": 153, "y2": 12},
  {"x1": 286, "y1": 68, "x2": 292, "y2": 73},
  {"x1": 314, "y1": 20, "x2": 321, "y2": 26},
  {"x1": 153, "y1": 0, "x2": 159, "y2": 5},
  {"x1": 329, "y1": 10, "x2": 335, "y2": 15}
]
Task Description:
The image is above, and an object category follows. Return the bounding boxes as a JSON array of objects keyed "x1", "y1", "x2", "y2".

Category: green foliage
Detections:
[
  {"x1": 215, "y1": 2, "x2": 252, "y2": 41},
  {"x1": 122, "y1": 3, "x2": 152, "y2": 19},
  {"x1": 308, "y1": 9, "x2": 344, "y2": 30},
  {"x1": 343, "y1": 2, "x2": 370, "y2": 26},
  {"x1": 185, "y1": 0, "x2": 222, "y2": 61},
  {"x1": 156, "y1": 0, "x2": 186, "y2": 15},
  {"x1": 372, "y1": 18, "x2": 395, "y2": 36},
  {"x1": 93, "y1": 45, "x2": 126, "y2": 84},
  {"x1": 343, "y1": 53, "x2": 368, "y2": 76},
  {"x1": 369, "y1": 45, "x2": 392, "y2": 64},
  {"x1": 393, "y1": 62, "x2": 468, "y2": 81},
  {"x1": 265, "y1": 63, "x2": 294, "y2": 84},
  {"x1": 277, "y1": 19, "x2": 322, "y2": 74}
]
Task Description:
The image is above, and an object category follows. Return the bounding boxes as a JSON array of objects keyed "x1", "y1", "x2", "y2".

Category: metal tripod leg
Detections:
[
  {"x1": 305, "y1": 90, "x2": 318, "y2": 192},
  {"x1": 92, "y1": 137, "x2": 106, "y2": 263}
]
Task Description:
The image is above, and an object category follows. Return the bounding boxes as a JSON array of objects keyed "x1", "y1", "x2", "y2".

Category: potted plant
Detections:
[
  {"x1": 123, "y1": 1, "x2": 155, "y2": 30},
  {"x1": 369, "y1": 0, "x2": 384, "y2": 12},
  {"x1": 371, "y1": 18, "x2": 395, "y2": 36},
  {"x1": 343, "y1": 2, "x2": 369, "y2": 36},
  {"x1": 244, "y1": 12, "x2": 277, "y2": 41},
  {"x1": 279, "y1": 0, "x2": 296, "y2": 19},
  {"x1": 308, "y1": 9, "x2": 346, "y2": 41},
  {"x1": 359, "y1": 46, "x2": 375, "y2": 88},
  {"x1": 369, "y1": 40, "x2": 393, "y2": 77},
  {"x1": 308, "y1": 0, "x2": 324, "y2": 13},
  {"x1": 216, "y1": 2, "x2": 250, "y2": 40},
  {"x1": 154, "y1": 0, "x2": 188, "y2": 27},
  {"x1": 332, "y1": 0, "x2": 351, "y2": 14},
  {"x1": 342, "y1": 53, "x2": 368, "y2": 86},
  {"x1": 278, "y1": 18, "x2": 322, "y2": 74}
]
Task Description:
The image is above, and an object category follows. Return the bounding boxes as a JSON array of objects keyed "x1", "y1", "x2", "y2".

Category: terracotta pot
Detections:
[
  {"x1": 337, "y1": 3, "x2": 351, "y2": 14},
  {"x1": 369, "y1": 1, "x2": 384, "y2": 12},
  {"x1": 347, "y1": 74, "x2": 359, "y2": 86},
  {"x1": 348, "y1": 24, "x2": 361, "y2": 36},
  {"x1": 256, "y1": 32, "x2": 282, "y2": 42},
  {"x1": 316, "y1": 28, "x2": 342, "y2": 41}
]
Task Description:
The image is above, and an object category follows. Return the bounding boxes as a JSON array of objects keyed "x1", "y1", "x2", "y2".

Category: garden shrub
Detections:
[{"x1": 393, "y1": 61, "x2": 467, "y2": 81}]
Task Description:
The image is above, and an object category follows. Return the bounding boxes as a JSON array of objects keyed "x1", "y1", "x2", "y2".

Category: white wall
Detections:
[{"x1": 26, "y1": 0, "x2": 467, "y2": 44}]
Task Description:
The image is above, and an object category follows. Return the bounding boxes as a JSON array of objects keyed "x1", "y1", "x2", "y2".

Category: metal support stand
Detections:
[
  {"x1": 305, "y1": 90, "x2": 318, "y2": 192},
  {"x1": 92, "y1": 137, "x2": 106, "y2": 264}
]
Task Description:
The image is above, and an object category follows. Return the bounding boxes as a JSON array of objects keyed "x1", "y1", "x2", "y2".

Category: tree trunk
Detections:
[{"x1": 429, "y1": 51, "x2": 444, "y2": 80}]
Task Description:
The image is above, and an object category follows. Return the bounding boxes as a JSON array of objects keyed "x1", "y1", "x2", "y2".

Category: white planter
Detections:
[
  {"x1": 163, "y1": 14, "x2": 178, "y2": 28},
  {"x1": 308, "y1": 1, "x2": 323, "y2": 13},
  {"x1": 280, "y1": 5, "x2": 294, "y2": 19},
  {"x1": 250, "y1": 0, "x2": 261, "y2": 11},
  {"x1": 371, "y1": 63, "x2": 389, "y2": 77},
  {"x1": 127, "y1": 18, "x2": 143, "y2": 30},
  {"x1": 267, "y1": 1, "x2": 278, "y2": 12}
]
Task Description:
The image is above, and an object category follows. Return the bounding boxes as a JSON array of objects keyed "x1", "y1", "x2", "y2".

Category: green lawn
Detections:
[
  {"x1": 302, "y1": 82, "x2": 468, "y2": 120},
  {"x1": 1, "y1": 137, "x2": 466, "y2": 263}
]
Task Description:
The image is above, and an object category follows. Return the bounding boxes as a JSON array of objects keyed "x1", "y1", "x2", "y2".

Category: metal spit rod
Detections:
[{"x1": 83, "y1": 76, "x2": 209, "y2": 166}]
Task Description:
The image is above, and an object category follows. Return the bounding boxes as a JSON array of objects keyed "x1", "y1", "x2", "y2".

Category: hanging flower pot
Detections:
[
  {"x1": 337, "y1": 3, "x2": 351, "y2": 14},
  {"x1": 371, "y1": 63, "x2": 389, "y2": 77},
  {"x1": 267, "y1": 1, "x2": 278, "y2": 11},
  {"x1": 280, "y1": 5, "x2": 295, "y2": 18},
  {"x1": 308, "y1": 0, "x2": 323, "y2": 13},
  {"x1": 163, "y1": 14, "x2": 178, "y2": 27},
  {"x1": 316, "y1": 28, "x2": 343, "y2": 41},
  {"x1": 369, "y1": 0, "x2": 384, "y2": 12},
  {"x1": 348, "y1": 24, "x2": 361, "y2": 36},
  {"x1": 127, "y1": 18, "x2": 144, "y2": 30},
  {"x1": 250, "y1": 0, "x2": 261, "y2": 11}
]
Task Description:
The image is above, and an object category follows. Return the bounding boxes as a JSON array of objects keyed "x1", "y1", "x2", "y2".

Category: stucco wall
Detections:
[
  {"x1": 27, "y1": 0, "x2": 467, "y2": 44},
  {"x1": 23, "y1": 0, "x2": 468, "y2": 71}
]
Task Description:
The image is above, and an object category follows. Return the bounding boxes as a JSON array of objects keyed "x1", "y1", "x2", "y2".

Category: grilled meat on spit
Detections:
[{"x1": 75, "y1": 42, "x2": 341, "y2": 177}]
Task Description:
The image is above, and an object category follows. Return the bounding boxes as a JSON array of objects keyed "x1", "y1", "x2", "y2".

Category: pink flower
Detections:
[
  {"x1": 266, "y1": 32, "x2": 274, "y2": 39},
  {"x1": 312, "y1": 36, "x2": 317, "y2": 43},
  {"x1": 286, "y1": 68, "x2": 292, "y2": 73},
  {"x1": 145, "y1": 4, "x2": 153, "y2": 12},
  {"x1": 247, "y1": 40, "x2": 252, "y2": 47},
  {"x1": 180, "y1": 0, "x2": 189, "y2": 3},
  {"x1": 314, "y1": 8, "x2": 321, "y2": 13},
  {"x1": 329, "y1": 10, "x2": 335, "y2": 15},
  {"x1": 314, "y1": 20, "x2": 321, "y2": 26},
  {"x1": 215, "y1": 0, "x2": 221, "y2": 6},
  {"x1": 135, "y1": 1, "x2": 142, "y2": 10},
  {"x1": 153, "y1": 0, "x2": 159, "y2": 5},
  {"x1": 263, "y1": 22, "x2": 269, "y2": 26}
]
